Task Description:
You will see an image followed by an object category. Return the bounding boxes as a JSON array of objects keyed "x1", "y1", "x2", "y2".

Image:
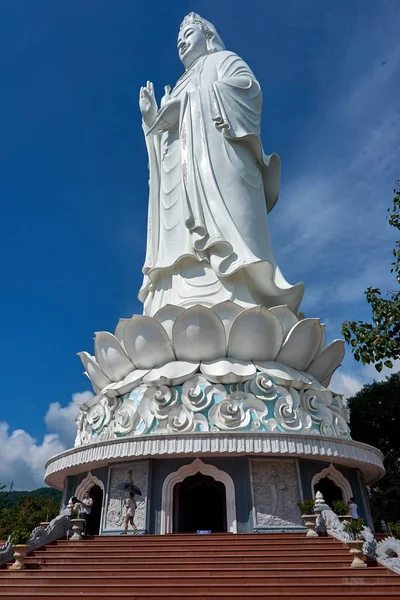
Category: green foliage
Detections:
[
  {"x1": 0, "y1": 495, "x2": 60, "y2": 541},
  {"x1": 9, "y1": 527, "x2": 32, "y2": 546},
  {"x1": 388, "y1": 521, "x2": 400, "y2": 539},
  {"x1": 70, "y1": 507, "x2": 80, "y2": 519},
  {"x1": 343, "y1": 518, "x2": 365, "y2": 540},
  {"x1": 342, "y1": 182, "x2": 400, "y2": 373},
  {"x1": 297, "y1": 499, "x2": 315, "y2": 515},
  {"x1": 347, "y1": 373, "x2": 400, "y2": 523},
  {"x1": 0, "y1": 487, "x2": 61, "y2": 512},
  {"x1": 332, "y1": 500, "x2": 349, "y2": 516}
]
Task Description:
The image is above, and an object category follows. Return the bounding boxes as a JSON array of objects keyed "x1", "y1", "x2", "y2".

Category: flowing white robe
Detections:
[{"x1": 139, "y1": 50, "x2": 303, "y2": 316}]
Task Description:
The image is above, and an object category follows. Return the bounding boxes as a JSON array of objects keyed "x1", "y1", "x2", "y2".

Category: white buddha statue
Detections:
[{"x1": 138, "y1": 13, "x2": 303, "y2": 317}]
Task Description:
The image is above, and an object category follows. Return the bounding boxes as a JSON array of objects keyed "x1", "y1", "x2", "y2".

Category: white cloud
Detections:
[
  {"x1": 330, "y1": 359, "x2": 400, "y2": 400},
  {"x1": 0, "y1": 390, "x2": 93, "y2": 491},
  {"x1": 45, "y1": 391, "x2": 93, "y2": 447},
  {"x1": 330, "y1": 371, "x2": 365, "y2": 399}
]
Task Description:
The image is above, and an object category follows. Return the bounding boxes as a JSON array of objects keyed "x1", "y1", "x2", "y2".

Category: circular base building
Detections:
[{"x1": 44, "y1": 305, "x2": 384, "y2": 535}]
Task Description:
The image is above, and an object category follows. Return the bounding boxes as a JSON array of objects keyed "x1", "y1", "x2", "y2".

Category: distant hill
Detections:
[{"x1": 0, "y1": 487, "x2": 62, "y2": 511}]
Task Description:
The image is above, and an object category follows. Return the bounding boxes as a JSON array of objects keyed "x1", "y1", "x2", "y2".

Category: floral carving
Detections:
[{"x1": 75, "y1": 368, "x2": 351, "y2": 446}]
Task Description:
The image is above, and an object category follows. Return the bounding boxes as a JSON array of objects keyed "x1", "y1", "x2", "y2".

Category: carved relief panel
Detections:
[
  {"x1": 250, "y1": 459, "x2": 302, "y2": 528},
  {"x1": 103, "y1": 460, "x2": 149, "y2": 532}
]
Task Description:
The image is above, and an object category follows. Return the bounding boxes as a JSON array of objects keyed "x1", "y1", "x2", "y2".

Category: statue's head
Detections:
[{"x1": 177, "y1": 13, "x2": 225, "y2": 69}]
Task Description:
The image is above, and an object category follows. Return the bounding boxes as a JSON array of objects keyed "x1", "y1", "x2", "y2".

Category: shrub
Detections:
[
  {"x1": 344, "y1": 518, "x2": 365, "y2": 540},
  {"x1": 297, "y1": 500, "x2": 315, "y2": 515},
  {"x1": 9, "y1": 527, "x2": 31, "y2": 546},
  {"x1": 388, "y1": 521, "x2": 400, "y2": 539},
  {"x1": 332, "y1": 500, "x2": 349, "y2": 516}
]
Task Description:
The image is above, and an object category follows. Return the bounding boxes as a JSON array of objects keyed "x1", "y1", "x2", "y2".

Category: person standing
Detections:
[
  {"x1": 348, "y1": 497, "x2": 359, "y2": 519},
  {"x1": 122, "y1": 492, "x2": 138, "y2": 535},
  {"x1": 79, "y1": 491, "x2": 94, "y2": 536}
]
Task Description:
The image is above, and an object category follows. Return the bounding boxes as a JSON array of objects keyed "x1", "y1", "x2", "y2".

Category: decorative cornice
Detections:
[{"x1": 44, "y1": 432, "x2": 384, "y2": 490}]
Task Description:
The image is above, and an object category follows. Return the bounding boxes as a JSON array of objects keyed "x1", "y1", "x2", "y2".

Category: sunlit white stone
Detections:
[
  {"x1": 256, "y1": 360, "x2": 310, "y2": 389},
  {"x1": 114, "y1": 318, "x2": 129, "y2": 346},
  {"x1": 123, "y1": 315, "x2": 175, "y2": 369},
  {"x1": 200, "y1": 359, "x2": 256, "y2": 384},
  {"x1": 173, "y1": 305, "x2": 226, "y2": 361},
  {"x1": 276, "y1": 318, "x2": 322, "y2": 371},
  {"x1": 211, "y1": 301, "x2": 244, "y2": 337},
  {"x1": 102, "y1": 369, "x2": 149, "y2": 398},
  {"x1": 269, "y1": 305, "x2": 298, "y2": 339},
  {"x1": 308, "y1": 340, "x2": 345, "y2": 384},
  {"x1": 153, "y1": 305, "x2": 185, "y2": 341},
  {"x1": 77, "y1": 351, "x2": 112, "y2": 391},
  {"x1": 94, "y1": 332, "x2": 134, "y2": 382},
  {"x1": 143, "y1": 360, "x2": 199, "y2": 387},
  {"x1": 228, "y1": 306, "x2": 283, "y2": 361}
]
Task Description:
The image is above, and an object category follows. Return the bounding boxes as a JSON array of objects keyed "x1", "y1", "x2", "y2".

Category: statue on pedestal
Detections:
[
  {"x1": 138, "y1": 12, "x2": 303, "y2": 317},
  {"x1": 76, "y1": 14, "x2": 347, "y2": 446}
]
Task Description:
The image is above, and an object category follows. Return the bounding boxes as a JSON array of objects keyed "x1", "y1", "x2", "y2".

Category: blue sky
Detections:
[{"x1": 0, "y1": 0, "x2": 399, "y2": 488}]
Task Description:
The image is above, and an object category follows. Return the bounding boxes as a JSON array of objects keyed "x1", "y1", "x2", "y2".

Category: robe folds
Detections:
[{"x1": 139, "y1": 50, "x2": 303, "y2": 316}]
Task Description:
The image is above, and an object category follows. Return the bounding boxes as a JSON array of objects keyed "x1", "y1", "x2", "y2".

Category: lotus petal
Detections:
[
  {"x1": 78, "y1": 351, "x2": 112, "y2": 391},
  {"x1": 321, "y1": 371, "x2": 335, "y2": 388},
  {"x1": 307, "y1": 339, "x2": 345, "y2": 383},
  {"x1": 123, "y1": 315, "x2": 175, "y2": 369},
  {"x1": 211, "y1": 301, "x2": 244, "y2": 338},
  {"x1": 173, "y1": 305, "x2": 226, "y2": 361},
  {"x1": 317, "y1": 323, "x2": 326, "y2": 356},
  {"x1": 228, "y1": 306, "x2": 283, "y2": 361},
  {"x1": 76, "y1": 391, "x2": 103, "y2": 411},
  {"x1": 153, "y1": 304, "x2": 184, "y2": 341},
  {"x1": 256, "y1": 360, "x2": 310, "y2": 389},
  {"x1": 94, "y1": 332, "x2": 134, "y2": 382},
  {"x1": 84, "y1": 373, "x2": 101, "y2": 396},
  {"x1": 200, "y1": 359, "x2": 256, "y2": 384},
  {"x1": 103, "y1": 369, "x2": 149, "y2": 398},
  {"x1": 114, "y1": 319, "x2": 129, "y2": 345},
  {"x1": 143, "y1": 360, "x2": 199, "y2": 387},
  {"x1": 270, "y1": 305, "x2": 298, "y2": 339},
  {"x1": 276, "y1": 318, "x2": 322, "y2": 371}
]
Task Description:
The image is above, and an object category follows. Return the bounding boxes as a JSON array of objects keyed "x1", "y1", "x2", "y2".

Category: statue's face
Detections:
[{"x1": 177, "y1": 23, "x2": 208, "y2": 69}]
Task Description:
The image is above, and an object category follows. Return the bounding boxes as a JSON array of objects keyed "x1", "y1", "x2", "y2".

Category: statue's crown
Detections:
[{"x1": 180, "y1": 12, "x2": 205, "y2": 30}]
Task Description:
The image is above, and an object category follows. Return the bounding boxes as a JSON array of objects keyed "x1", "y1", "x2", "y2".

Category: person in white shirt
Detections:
[
  {"x1": 122, "y1": 492, "x2": 138, "y2": 535},
  {"x1": 348, "y1": 497, "x2": 359, "y2": 519},
  {"x1": 79, "y1": 491, "x2": 94, "y2": 536}
]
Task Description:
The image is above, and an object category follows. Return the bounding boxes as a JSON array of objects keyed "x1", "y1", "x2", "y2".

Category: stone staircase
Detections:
[{"x1": 1, "y1": 533, "x2": 400, "y2": 599}]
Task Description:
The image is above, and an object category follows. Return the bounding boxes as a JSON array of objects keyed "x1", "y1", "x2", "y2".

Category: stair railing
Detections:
[
  {"x1": 0, "y1": 512, "x2": 71, "y2": 566},
  {"x1": 319, "y1": 508, "x2": 400, "y2": 574}
]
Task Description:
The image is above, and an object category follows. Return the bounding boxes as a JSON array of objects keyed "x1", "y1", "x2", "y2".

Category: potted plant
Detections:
[
  {"x1": 8, "y1": 527, "x2": 32, "y2": 571},
  {"x1": 343, "y1": 518, "x2": 367, "y2": 568},
  {"x1": 298, "y1": 500, "x2": 318, "y2": 538},
  {"x1": 332, "y1": 500, "x2": 352, "y2": 522},
  {"x1": 70, "y1": 507, "x2": 86, "y2": 541}
]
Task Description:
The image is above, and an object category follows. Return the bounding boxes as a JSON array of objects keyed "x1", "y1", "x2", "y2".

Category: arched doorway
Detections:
[
  {"x1": 314, "y1": 477, "x2": 343, "y2": 507},
  {"x1": 173, "y1": 473, "x2": 227, "y2": 533},
  {"x1": 88, "y1": 484, "x2": 103, "y2": 535}
]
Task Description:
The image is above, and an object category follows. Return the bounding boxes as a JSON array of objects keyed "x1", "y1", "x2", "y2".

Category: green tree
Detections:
[
  {"x1": 348, "y1": 372, "x2": 400, "y2": 522},
  {"x1": 0, "y1": 496, "x2": 60, "y2": 540},
  {"x1": 342, "y1": 182, "x2": 400, "y2": 373}
]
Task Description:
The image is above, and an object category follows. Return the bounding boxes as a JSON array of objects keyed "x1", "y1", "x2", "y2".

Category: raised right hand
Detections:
[{"x1": 139, "y1": 81, "x2": 158, "y2": 127}]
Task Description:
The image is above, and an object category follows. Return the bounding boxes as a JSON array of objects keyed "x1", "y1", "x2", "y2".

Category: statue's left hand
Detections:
[{"x1": 139, "y1": 81, "x2": 158, "y2": 128}]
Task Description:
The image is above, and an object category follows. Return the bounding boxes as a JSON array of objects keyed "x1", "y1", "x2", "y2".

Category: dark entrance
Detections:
[
  {"x1": 173, "y1": 473, "x2": 227, "y2": 533},
  {"x1": 314, "y1": 477, "x2": 343, "y2": 508},
  {"x1": 88, "y1": 484, "x2": 103, "y2": 535}
]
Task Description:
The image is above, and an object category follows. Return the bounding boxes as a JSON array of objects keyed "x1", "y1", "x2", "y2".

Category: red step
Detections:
[{"x1": 0, "y1": 533, "x2": 398, "y2": 599}]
